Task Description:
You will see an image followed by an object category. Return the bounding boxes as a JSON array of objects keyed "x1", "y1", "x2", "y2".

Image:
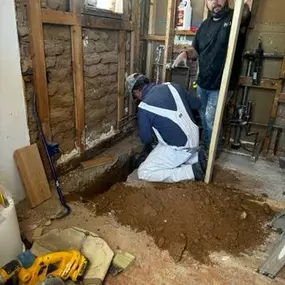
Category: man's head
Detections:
[
  {"x1": 125, "y1": 73, "x2": 150, "y2": 102},
  {"x1": 206, "y1": 0, "x2": 229, "y2": 18}
]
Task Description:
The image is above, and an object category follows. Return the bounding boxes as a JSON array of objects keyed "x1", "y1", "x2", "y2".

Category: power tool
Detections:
[{"x1": 0, "y1": 250, "x2": 88, "y2": 285}]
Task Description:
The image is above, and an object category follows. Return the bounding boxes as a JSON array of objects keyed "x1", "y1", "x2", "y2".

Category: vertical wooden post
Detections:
[
  {"x1": 162, "y1": 0, "x2": 177, "y2": 82},
  {"x1": 204, "y1": 0, "x2": 245, "y2": 184},
  {"x1": 117, "y1": 30, "x2": 127, "y2": 128},
  {"x1": 129, "y1": 0, "x2": 141, "y2": 116},
  {"x1": 280, "y1": 56, "x2": 285, "y2": 79},
  {"x1": 70, "y1": 0, "x2": 85, "y2": 153},
  {"x1": 27, "y1": 0, "x2": 51, "y2": 140},
  {"x1": 263, "y1": 80, "x2": 283, "y2": 154},
  {"x1": 145, "y1": 0, "x2": 156, "y2": 79}
]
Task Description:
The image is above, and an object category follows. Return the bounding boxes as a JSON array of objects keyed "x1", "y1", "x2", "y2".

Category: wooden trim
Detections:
[
  {"x1": 263, "y1": 80, "x2": 283, "y2": 154},
  {"x1": 71, "y1": 0, "x2": 85, "y2": 152},
  {"x1": 41, "y1": 9, "x2": 77, "y2": 25},
  {"x1": 81, "y1": 15, "x2": 133, "y2": 30},
  {"x1": 141, "y1": 35, "x2": 166, "y2": 41},
  {"x1": 280, "y1": 56, "x2": 285, "y2": 79},
  {"x1": 27, "y1": 0, "x2": 51, "y2": 140},
  {"x1": 117, "y1": 30, "x2": 126, "y2": 129},
  {"x1": 162, "y1": 0, "x2": 177, "y2": 82},
  {"x1": 239, "y1": 76, "x2": 281, "y2": 90},
  {"x1": 205, "y1": 0, "x2": 245, "y2": 184}
]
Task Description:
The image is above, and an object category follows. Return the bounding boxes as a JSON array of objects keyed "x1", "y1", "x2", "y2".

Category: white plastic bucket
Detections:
[{"x1": 0, "y1": 192, "x2": 23, "y2": 267}]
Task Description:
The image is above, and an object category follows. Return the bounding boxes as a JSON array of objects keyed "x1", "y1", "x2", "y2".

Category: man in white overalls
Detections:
[{"x1": 126, "y1": 73, "x2": 206, "y2": 183}]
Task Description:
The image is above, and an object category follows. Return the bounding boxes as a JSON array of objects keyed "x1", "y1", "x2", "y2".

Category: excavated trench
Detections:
[{"x1": 64, "y1": 153, "x2": 275, "y2": 264}]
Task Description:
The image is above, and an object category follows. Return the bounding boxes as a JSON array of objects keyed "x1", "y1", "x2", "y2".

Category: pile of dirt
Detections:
[{"x1": 88, "y1": 182, "x2": 273, "y2": 264}]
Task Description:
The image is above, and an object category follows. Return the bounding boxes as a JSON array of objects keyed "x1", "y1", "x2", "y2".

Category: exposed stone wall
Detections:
[{"x1": 15, "y1": 0, "x2": 132, "y2": 155}]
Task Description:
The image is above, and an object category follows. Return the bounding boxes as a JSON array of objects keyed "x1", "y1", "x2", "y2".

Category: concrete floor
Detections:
[
  {"x1": 17, "y1": 147, "x2": 285, "y2": 285},
  {"x1": 216, "y1": 152, "x2": 285, "y2": 202}
]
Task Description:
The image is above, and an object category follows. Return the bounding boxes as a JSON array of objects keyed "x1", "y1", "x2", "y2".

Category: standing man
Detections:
[
  {"x1": 125, "y1": 73, "x2": 206, "y2": 182},
  {"x1": 173, "y1": 0, "x2": 251, "y2": 155}
]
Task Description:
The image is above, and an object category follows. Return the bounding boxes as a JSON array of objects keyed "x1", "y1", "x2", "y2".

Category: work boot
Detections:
[
  {"x1": 192, "y1": 161, "x2": 205, "y2": 181},
  {"x1": 198, "y1": 149, "x2": 207, "y2": 172}
]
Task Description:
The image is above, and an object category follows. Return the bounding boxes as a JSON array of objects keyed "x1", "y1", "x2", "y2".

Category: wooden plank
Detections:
[
  {"x1": 249, "y1": 0, "x2": 260, "y2": 28},
  {"x1": 175, "y1": 30, "x2": 196, "y2": 36},
  {"x1": 117, "y1": 30, "x2": 127, "y2": 128},
  {"x1": 141, "y1": 35, "x2": 165, "y2": 41},
  {"x1": 162, "y1": 0, "x2": 177, "y2": 82},
  {"x1": 14, "y1": 144, "x2": 51, "y2": 208},
  {"x1": 81, "y1": 15, "x2": 133, "y2": 30},
  {"x1": 27, "y1": 0, "x2": 51, "y2": 140},
  {"x1": 280, "y1": 56, "x2": 285, "y2": 79},
  {"x1": 145, "y1": 0, "x2": 156, "y2": 78},
  {"x1": 205, "y1": 0, "x2": 245, "y2": 184},
  {"x1": 263, "y1": 80, "x2": 283, "y2": 154},
  {"x1": 71, "y1": 0, "x2": 85, "y2": 153},
  {"x1": 239, "y1": 76, "x2": 281, "y2": 90},
  {"x1": 81, "y1": 154, "x2": 115, "y2": 170},
  {"x1": 41, "y1": 9, "x2": 77, "y2": 25}
]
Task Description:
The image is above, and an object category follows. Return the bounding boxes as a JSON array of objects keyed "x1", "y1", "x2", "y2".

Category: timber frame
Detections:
[{"x1": 27, "y1": 0, "x2": 140, "y2": 154}]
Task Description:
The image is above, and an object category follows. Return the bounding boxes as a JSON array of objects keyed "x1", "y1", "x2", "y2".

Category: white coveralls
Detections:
[{"x1": 138, "y1": 83, "x2": 200, "y2": 182}]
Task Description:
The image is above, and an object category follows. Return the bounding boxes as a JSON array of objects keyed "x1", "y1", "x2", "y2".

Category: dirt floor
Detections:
[
  {"x1": 66, "y1": 180, "x2": 273, "y2": 264},
  {"x1": 16, "y1": 144, "x2": 285, "y2": 285}
]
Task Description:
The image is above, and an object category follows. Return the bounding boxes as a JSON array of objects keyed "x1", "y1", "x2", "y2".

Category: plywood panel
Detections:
[
  {"x1": 255, "y1": 0, "x2": 285, "y2": 23},
  {"x1": 14, "y1": 144, "x2": 51, "y2": 208}
]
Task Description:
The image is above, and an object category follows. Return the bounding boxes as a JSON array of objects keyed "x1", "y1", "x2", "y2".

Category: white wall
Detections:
[{"x1": 0, "y1": 0, "x2": 30, "y2": 202}]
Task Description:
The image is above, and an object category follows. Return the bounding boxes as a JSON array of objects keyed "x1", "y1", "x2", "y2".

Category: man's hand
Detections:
[
  {"x1": 172, "y1": 47, "x2": 198, "y2": 68},
  {"x1": 172, "y1": 51, "x2": 187, "y2": 68}
]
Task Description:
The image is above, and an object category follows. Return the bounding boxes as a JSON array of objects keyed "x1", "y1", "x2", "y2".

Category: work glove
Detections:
[{"x1": 172, "y1": 51, "x2": 187, "y2": 68}]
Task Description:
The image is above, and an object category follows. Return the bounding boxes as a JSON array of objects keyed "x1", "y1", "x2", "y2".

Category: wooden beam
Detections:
[
  {"x1": 263, "y1": 80, "x2": 283, "y2": 154},
  {"x1": 239, "y1": 76, "x2": 281, "y2": 90},
  {"x1": 205, "y1": 0, "x2": 245, "y2": 184},
  {"x1": 41, "y1": 9, "x2": 77, "y2": 25},
  {"x1": 71, "y1": 0, "x2": 85, "y2": 152},
  {"x1": 27, "y1": 0, "x2": 51, "y2": 140},
  {"x1": 81, "y1": 15, "x2": 133, "y2": 30},
  {"x1": 129, "y1": 0, "x2": 141, "y2": 116},
  {"x1": 162, "y1": 0, "x2": 177, "y2": 82},
  {"x1": 146, "y1": 0, "x2": 156, "y2": 79},
  {"x1": 280, "y1": 56, "x2": 285, "y2": 79},
  {"x1": 117, "y1": 30, "x2": 127, "y2": 129}
]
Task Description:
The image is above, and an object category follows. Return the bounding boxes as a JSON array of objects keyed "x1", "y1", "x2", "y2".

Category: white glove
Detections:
[{"x1": 172, "y1": 51, "x2": 187, "y2": 68}]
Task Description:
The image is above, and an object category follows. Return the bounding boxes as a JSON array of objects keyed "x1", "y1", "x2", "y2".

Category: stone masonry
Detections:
[{"x1": 15, "y1": 0, "x2": 132, "y2": 154}]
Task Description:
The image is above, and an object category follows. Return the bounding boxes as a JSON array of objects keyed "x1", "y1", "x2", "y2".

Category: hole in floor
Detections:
[{"x1": 64, "y1": 155, "x2": 136, "y2": 203}]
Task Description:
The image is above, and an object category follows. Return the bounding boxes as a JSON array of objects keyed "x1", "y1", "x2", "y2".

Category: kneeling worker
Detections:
[{"x1": 126, "y1": 73, "x2": 206, "y2": 183}]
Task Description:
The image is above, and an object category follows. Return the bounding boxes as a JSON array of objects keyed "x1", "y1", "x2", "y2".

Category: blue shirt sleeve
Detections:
[{"x1": 137, "y1": 109, "x2": 153, "y2": 145}]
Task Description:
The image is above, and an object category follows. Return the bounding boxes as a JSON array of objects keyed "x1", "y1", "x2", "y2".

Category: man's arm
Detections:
[
  {"x1": 137, "y1": 109, "x2": 153, "y2": 145},
  {"x1": 172, "y1": 31, "x2": 199, "y2": 68}
]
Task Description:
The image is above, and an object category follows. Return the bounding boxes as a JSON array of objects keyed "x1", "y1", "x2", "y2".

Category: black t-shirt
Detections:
[{"x1": 193, "y1": 9, "x2": 250, "y2": 91}]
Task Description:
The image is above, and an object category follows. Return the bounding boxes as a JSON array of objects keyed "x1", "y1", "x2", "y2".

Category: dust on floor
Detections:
[
  {"x1": 71, "y1": 181, "x2": 273, "y2": 264},
  {"x1": 17, "y1": 198, "x2": 284, "y2": 285}
]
